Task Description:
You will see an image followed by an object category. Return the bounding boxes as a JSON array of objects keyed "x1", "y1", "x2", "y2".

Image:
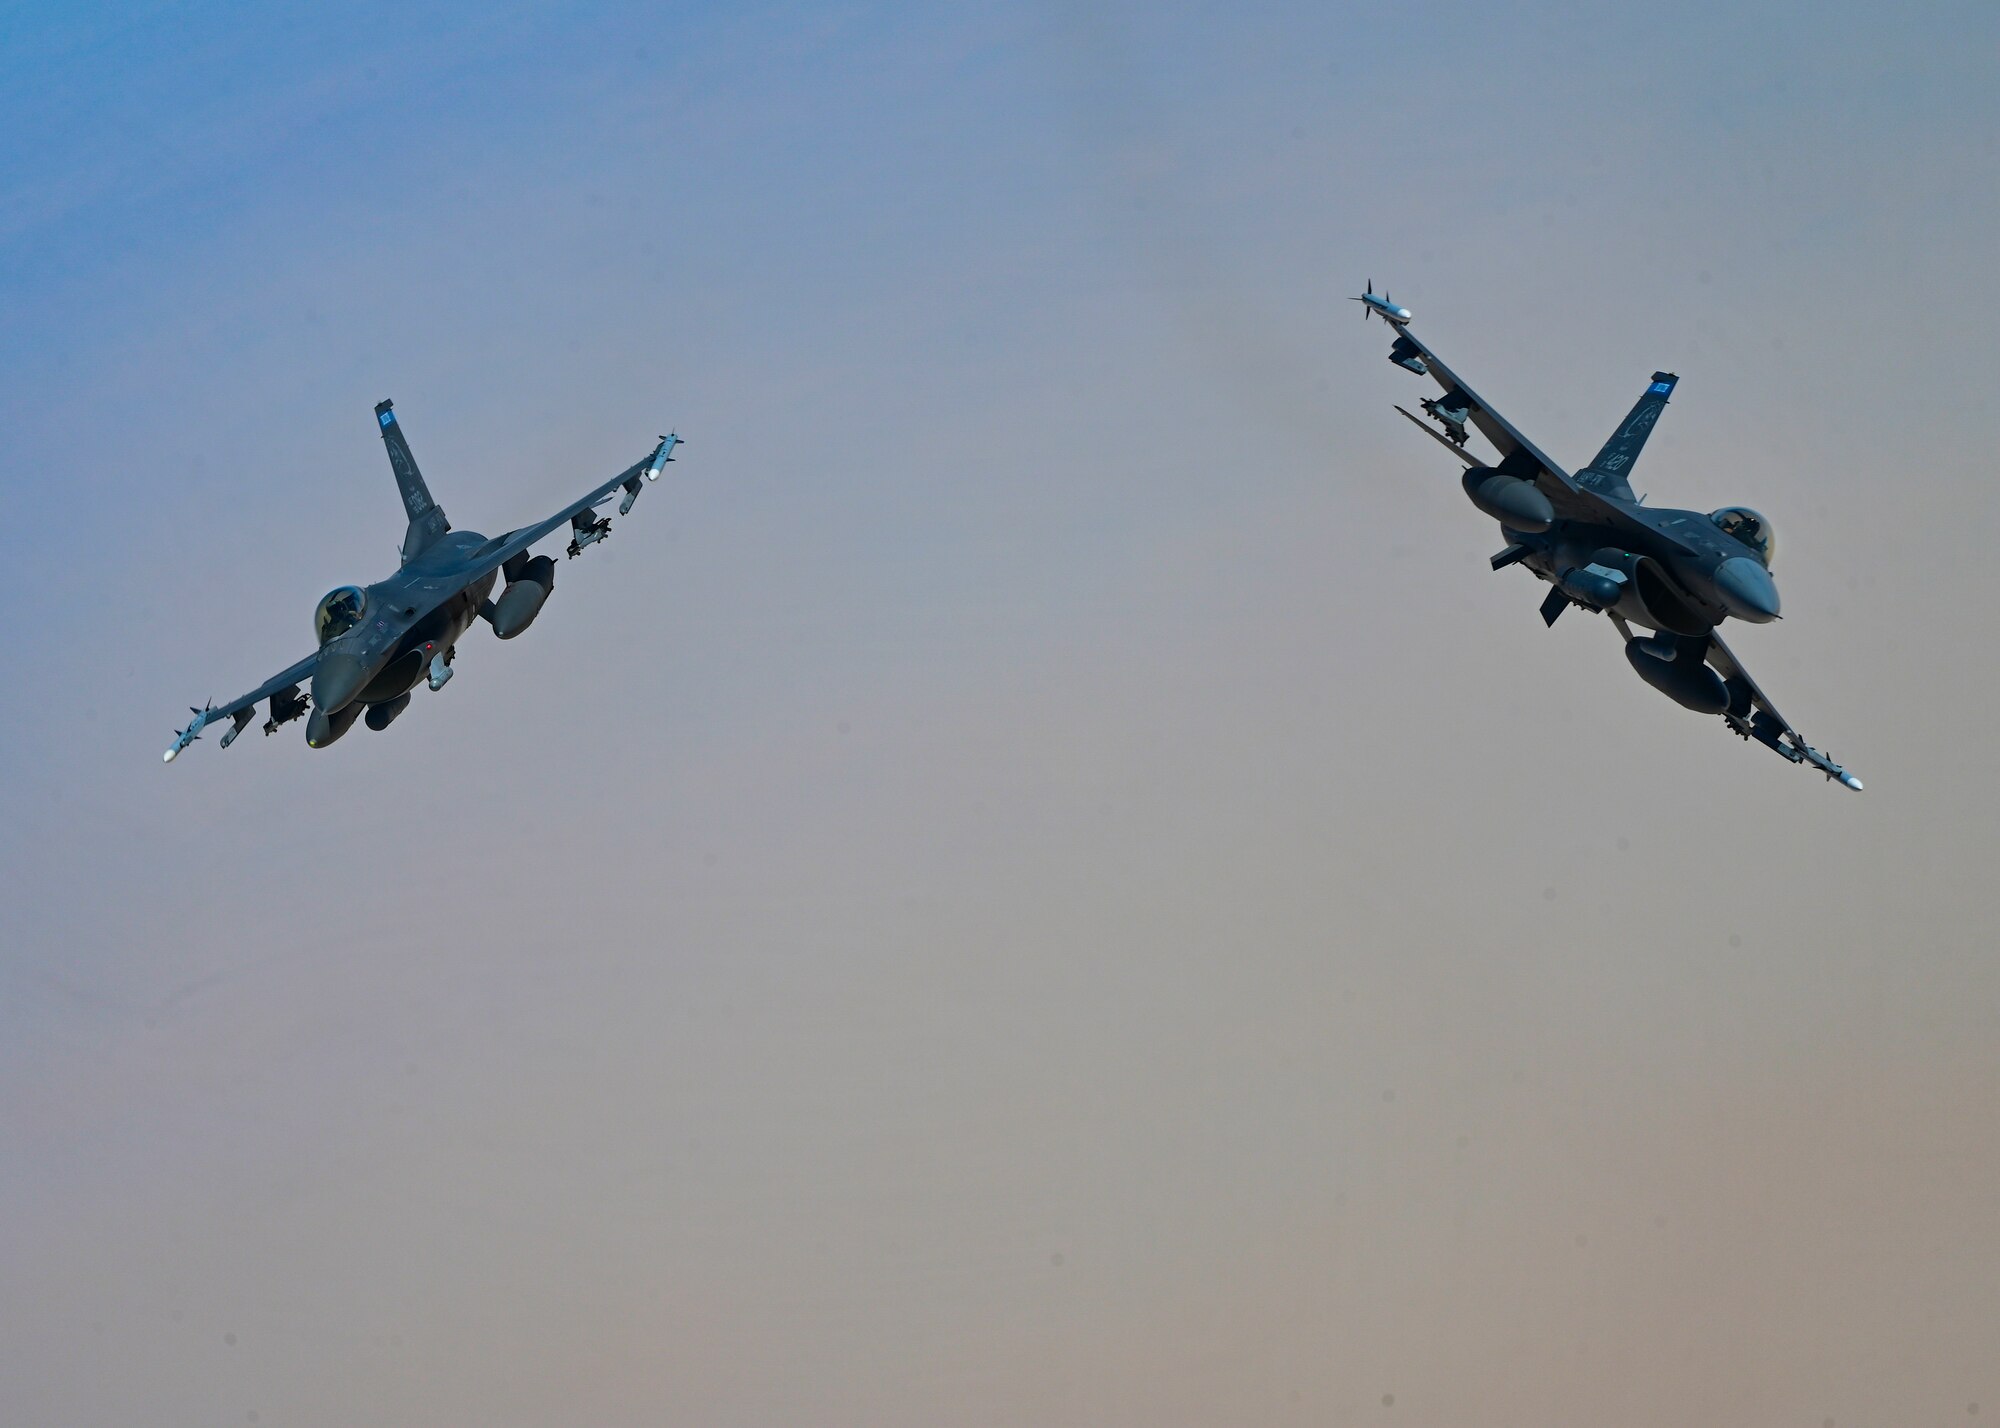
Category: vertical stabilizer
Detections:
[
  {"x1": 375, "y1": 400, "x2": 450, "y2": 563},
  {"x1": 1577, "y1": 372, "x2": 1676, "y2": 499}
]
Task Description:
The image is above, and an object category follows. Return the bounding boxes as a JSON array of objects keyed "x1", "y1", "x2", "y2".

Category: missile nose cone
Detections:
[
  {"x1": 312, "y1": 652, "x2": 368, "y2": 713},
  {"x1": 1714, "y1": 556, "x2": 1781, "y2": 623}
]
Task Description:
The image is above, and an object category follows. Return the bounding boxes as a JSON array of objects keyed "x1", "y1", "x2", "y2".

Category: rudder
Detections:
[{"x1": 375, "y1": 399, "x2": 450, "y2": 562}]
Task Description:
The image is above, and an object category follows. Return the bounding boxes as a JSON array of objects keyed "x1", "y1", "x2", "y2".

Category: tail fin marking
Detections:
[
  {"x1": 375, "y1": 400, "x2": 451, "y2": 563},
  {"x1": 1577, "y1": 372, "x2": 1676, "y2": 498}
]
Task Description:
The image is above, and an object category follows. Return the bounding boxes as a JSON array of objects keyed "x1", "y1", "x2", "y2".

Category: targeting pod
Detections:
[
  {"x1": 305, "y1": 702, "x2": 363, "y2": 749},
  {"x1": 365, "y1": 692, "x2": 412, "y2": 731},
  {"x1": 1557, "y1": 562, "x2": 1628, "y2": 611}
]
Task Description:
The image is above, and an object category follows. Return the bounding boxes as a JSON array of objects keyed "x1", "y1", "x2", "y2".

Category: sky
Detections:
[{"x1": 4, "y1": 1, "x2": 1999, "y2": 1424}]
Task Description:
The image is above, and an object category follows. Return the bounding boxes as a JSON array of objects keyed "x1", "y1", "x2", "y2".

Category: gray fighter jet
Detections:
[
  {"x1": 165, "y1": 400, "x2": 679, "y2": 761},
  {"x1": 1369, "y1": 292, "x2": 1861, "y2": 789}
]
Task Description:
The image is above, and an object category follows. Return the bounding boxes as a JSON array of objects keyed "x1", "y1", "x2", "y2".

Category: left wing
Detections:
[
  {"x1": 163, "y1": 650, "x2": 319, "y2": 761},
  {"x1": 1705, "y1": 630, "x2": 1863, "y2": 790},
  {"x1": 1388, "y1": 324, "x2": 1677, "y2": 545}
]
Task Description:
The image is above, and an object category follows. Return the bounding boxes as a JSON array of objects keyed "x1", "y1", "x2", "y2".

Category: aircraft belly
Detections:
[
  {"x1": 358, "y1": 648, "x2": 425, "y2": 704},
  {"x1": 1518, "y1": 524, "x2": 1718, "y2": 636},
  {"x1": 385, "y1": 600, "x2": 475, "y2": 671}
]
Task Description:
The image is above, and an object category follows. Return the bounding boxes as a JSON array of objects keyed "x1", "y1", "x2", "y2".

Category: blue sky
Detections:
[{"x1": 5, "y1": 3, "x2": 2000, "y2": 1424}]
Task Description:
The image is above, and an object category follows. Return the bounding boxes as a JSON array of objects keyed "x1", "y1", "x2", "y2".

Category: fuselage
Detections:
[
  {"x1": 308, "y1": 530, "x2": 500, "y2": 733},
  {"x1": 1507, "y1": 495, "x2": 1780, "y2": 635}
]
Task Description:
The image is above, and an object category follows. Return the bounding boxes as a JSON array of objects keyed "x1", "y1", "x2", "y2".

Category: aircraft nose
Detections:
[
  {"x1": 312, "y1": 652, "x2": 369, "y2": 713},
  {"x1": 1714, "y1": 556, "x2": 1781, "y2": 623}
]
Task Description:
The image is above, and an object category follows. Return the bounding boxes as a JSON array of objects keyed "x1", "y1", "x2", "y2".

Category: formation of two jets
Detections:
[{"x1": 167, "y1": 289, "x2": 1858, "y2": 789}]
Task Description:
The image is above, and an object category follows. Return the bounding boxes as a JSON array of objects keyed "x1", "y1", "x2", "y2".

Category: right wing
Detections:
[
  {"x1": 1705, "y1": 630, "x2": 1863, "y2": 790},
  {"x1": 163, "y1": 650, "x2": 319, "y2": 761}
]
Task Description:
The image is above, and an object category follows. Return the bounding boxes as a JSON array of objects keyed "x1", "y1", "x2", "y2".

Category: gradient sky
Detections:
[{"x1": 5, "y1": 2, "x2": 2000, "y2": 1424}]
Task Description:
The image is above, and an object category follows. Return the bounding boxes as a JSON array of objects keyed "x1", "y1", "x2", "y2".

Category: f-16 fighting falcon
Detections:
[
  {"x1": 1362, "y1": 286, "x2": 1861, "y2": 789},
  {"x1": 165, "y1": 401, "x2": 679, "y2": 761}
]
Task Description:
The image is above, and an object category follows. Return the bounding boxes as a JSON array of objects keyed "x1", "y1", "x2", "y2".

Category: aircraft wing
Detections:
[
  {"x1": 1704, "y1": 630, "x2": 1863, "y2": 789},
  {"x1": 1388, "y1": 324, "x2": 1636, "y2": 529},
  {"x1": 163, "y1": 650, "x2": 319, "y2": 760},
  {"x1": 404, "y1": 434, "x2": 680, "y2": 628}
]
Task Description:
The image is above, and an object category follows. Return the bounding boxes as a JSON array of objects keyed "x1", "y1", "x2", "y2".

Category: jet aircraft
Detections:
[
  {"x1": 165, "y1": 400, "x2": 679, "y2": 761},
  {"x1": 1367, "y1": 292, "x2": 1861, "y2": 790}
]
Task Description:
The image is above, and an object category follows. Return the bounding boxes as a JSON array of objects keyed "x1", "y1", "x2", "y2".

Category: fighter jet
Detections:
[
  {"x1": 165, "y1": 400, "x2": 679, "y2": 761},
  {"x1": 1367, "y1": 291, "x2": 1861, "y2": 790}
]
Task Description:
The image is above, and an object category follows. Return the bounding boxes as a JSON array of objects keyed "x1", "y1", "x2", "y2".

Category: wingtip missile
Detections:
[
  {"x1": 164, "y1": 705, "x2": 212, "y2": 763},
  {"x1": 624, "y1": 433, "x2": 681, "y2": 511},
  {"x1": 1814, "y1": 753, "x2": 1864, "y2": 791},
  {"x1": 1352, "y1": 282, "x2": 1412, "y2": 325},
  {"x1": 1771, "y1": 730, "x2": 1863, "y2": 791},
  {"x1": 1796, "y1": 742, "x2": 1862, "y2": 791},
  {"x1": 645, "y1": 432, "x2": 680, "y2": 482}
]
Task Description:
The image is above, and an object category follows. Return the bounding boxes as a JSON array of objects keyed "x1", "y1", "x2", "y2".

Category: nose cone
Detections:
[
  {"x1": 1714, "y1": 556, "x2": 1781, "y2": 623},
  {"x1": 312, "y1": 652, "x2": 369, "y2": 712}
]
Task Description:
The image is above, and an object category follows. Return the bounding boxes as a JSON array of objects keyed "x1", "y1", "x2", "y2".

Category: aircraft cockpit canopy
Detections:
[
  {"x1": 314, "y1": 586, "x2": 368, "y2": 645},
  {"x1": 1710, "y1": 507, "x2": 1776, "y2": 567}
]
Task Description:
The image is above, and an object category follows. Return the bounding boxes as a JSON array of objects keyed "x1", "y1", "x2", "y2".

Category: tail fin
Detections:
[
  {"x1": 375, "y1": 400, "x2": 450, "y2": 563},
  {"x1": 1577, "y1": 372, "x2": 1676, "y2": 498}
]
